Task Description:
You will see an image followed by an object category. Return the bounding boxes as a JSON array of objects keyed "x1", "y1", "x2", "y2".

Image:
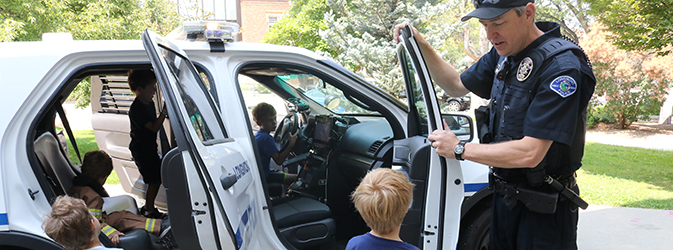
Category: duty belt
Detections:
[{"x1": 492, "y1": 174, "x2": 588, "y2": 214}]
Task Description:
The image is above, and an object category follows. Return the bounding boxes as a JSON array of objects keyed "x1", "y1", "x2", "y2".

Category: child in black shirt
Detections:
[{"x1": 128, "y1": 69, "x2": 167, "y2": 219}]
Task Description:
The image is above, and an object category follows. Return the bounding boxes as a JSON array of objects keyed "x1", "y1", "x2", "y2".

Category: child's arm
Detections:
[
  {"x1": 271, "y1": 131, "x2": 298, "y2": 165},
  {"x1": 102, "y1": 223, "x2": 125, "y2": 245},
  {"x1": 144, "y1": 103, "x2": 168, "y2": 133},
  {"x1": 71, "y1": 187, "x2": 125, "y2": 245}
]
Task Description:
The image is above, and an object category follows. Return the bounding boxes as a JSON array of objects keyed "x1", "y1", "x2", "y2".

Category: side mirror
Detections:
[
  {"x1": 441, "y1": 113, "x2": 473, "y2": 142},
  {"x1": 324, "y1": 94, "x2": 341, "y2": 110}
]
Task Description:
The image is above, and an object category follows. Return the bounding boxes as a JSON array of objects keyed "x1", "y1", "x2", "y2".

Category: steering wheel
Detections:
[{"x1": 274, "y1": 112, "x2": 299, "y2": 152}]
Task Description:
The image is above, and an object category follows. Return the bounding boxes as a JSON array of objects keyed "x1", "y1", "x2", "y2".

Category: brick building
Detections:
[
  {"x1": 173, "y1": 0, "x2": 290, "y2": 43},
  {"x1": 239, "y1": 0, "x2": 290, "y2": 42}
]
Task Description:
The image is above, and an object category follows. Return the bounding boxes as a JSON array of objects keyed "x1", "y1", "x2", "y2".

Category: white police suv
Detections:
[{"x1": 0, "y1": 21, "x2": 491, "y2": 250}]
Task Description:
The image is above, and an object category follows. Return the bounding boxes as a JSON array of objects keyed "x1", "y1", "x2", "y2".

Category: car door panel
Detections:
[
  {"x1": 396, "y1": 25, "x2": 465, "y2": 249},
  {"x1": 142, "y1": 30, "x2": 263, "y2": 249}
]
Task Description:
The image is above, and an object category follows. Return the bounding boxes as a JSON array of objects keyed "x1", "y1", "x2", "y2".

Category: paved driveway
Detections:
[{"x1": 578, "y1": 205, "x2": 673, "y2": 250}]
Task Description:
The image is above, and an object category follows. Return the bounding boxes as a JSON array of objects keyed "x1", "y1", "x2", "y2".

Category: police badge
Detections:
[{"x1": 517, "y1": 57, "x2": 533, "y2": 82}]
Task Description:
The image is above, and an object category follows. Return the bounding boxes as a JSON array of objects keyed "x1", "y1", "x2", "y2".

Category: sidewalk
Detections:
[
  {"x1": 578, "y1": 205, "x2": 673, "y2": 250},
  {"x1": 586, "y1": 121, "x2": 673, "y2": 151},
  {"x1": 579, "y1": 128, "x2": 673, "y2": 249}
]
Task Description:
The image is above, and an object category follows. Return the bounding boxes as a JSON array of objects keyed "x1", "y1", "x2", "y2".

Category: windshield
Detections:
[{"x1": 277, "y1": 73, "x2": 380, "y2": 115}]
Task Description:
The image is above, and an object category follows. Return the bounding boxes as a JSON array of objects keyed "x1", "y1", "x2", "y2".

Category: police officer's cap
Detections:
[{"x1": 461, "y1": 0, "x2": 534, "y2": 22}]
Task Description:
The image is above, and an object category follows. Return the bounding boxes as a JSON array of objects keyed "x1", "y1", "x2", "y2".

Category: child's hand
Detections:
[
  {"x1": 161, "y1": 102, "x2": 168, "y2": 117},
  {"x1": 288, "y1": 130, "x2": 298, "y2": 148},
  {"x1": 109, "y1": 231, "x2": 125, "y2": 245}
]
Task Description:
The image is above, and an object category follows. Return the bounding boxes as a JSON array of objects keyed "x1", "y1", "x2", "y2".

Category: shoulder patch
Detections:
[{"x1": 550, "y1": 76, "x2": 577, "y2": 98}]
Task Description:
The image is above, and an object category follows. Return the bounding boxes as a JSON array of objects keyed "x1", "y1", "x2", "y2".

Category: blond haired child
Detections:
[{"x1": 346, "y1": 168, "x2": 419, "y2": 250}]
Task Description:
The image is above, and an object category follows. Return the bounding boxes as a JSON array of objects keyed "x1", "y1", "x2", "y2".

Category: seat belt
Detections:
[{"x1": 55, "y1": 98, "x2": 82, "y2": 163}]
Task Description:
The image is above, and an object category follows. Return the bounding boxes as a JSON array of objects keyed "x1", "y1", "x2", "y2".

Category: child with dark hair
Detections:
[
  {"x1": 68, "y1": 150, "x2": 172, "y2": 247},
  {"x1": 252, "y1": 102, "x2": 298, "y2": 185},
  {"x1": 43, "y1": 195, "x2": 121, "y2": 250},
  {"x1": 127, "y1": 69, "x2": 167, "y2": 218}
]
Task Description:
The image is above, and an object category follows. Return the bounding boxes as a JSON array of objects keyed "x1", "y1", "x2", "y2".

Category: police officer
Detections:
[{"x1": 394, "y1": 0, "x2": 595, "y2": 249}]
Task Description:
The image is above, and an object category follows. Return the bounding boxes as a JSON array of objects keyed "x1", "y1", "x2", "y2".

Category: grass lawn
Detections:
[
  {"x1": 578, "y1": 142, "x2": 673, "y2": 210},
  {"x1": 62, "y1": 129, "x2": 120, "y2": 185}
]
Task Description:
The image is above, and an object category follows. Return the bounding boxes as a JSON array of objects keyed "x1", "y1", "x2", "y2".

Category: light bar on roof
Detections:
[{"x1": 172, "y1": 20, "x2": 239, "y2": 42}]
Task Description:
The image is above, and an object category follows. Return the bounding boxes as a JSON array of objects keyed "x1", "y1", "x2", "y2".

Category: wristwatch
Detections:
[{"x1": 454, "y1": 141, "x2": 466, "y2": 161}]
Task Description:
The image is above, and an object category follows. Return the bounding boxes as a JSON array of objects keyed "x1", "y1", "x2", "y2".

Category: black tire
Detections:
[{"x1": 457, "y1": 206, "x2": 491, "y2": 250}]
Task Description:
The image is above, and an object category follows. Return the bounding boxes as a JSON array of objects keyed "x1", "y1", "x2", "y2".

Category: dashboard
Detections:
[{"x1": 284, "y1": 113, "x2": 394, "y2": 199}]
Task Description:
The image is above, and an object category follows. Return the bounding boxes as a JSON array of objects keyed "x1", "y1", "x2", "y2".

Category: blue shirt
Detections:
[
  {"x1": 345, "y1": 232, "x2": 420, "y2": 250},
  {"x1": 255, "y1": 130, "x2": 278, "y2": 177}
]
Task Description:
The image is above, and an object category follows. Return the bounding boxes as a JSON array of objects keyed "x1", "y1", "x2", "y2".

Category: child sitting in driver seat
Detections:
[
  {"x1": 68, "y1": 150, "x2": 173, "y2": 247},
  {"x1": 252, "y1": 102, "x2": 298, "y2": 186}
]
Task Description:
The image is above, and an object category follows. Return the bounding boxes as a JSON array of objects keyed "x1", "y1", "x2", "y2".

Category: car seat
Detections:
[
  {"x1": 270, "y1": 196, "x2": 336, "y2": 249},
  {"x1": 33, "y1": 131, "x2": 160, "y2": 250}
]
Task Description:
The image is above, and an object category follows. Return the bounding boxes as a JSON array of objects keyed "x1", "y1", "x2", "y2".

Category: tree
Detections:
[
  {"x1": 535, "y1": 0, "x2": 593, "y2": 42},
  {"x1": 318, "y1": 0, "x2": 466, "y2": 98},
  {"x1": 1, "y1": 0, "x2": 182, "y2": 108},
  {"x1": 582, "y1": 22, "x2": 673, "y2": 129},
  {"x1": 586, "y1": 0, "x2": 673, "y2": 56},
  {"x1": 263, "y1": 0, "x2": 478, "y2": 99},
  {"x1": 261, "y1": 0, "x2": 335, "y2": 56},
  {"x1": 1, "y1": 0, "x2": 181, "y2": 41}
]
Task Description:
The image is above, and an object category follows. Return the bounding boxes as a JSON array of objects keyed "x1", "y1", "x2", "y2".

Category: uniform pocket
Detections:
[{"x1": 501, "y1": 84, "x2": 531, "y2": 138}]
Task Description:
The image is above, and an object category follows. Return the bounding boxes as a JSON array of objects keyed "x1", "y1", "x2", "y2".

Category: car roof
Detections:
[
  {"x1": 0, "y1": 37, "x2": 325, "y2": 133},
  {"x1": 0, "y1": 39, "x2": 324, "y2": 61}
]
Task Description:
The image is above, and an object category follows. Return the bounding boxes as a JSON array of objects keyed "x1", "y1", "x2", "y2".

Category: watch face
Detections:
[{"x1": 454, "y1": 144, "x2": 464, "y2": 154}]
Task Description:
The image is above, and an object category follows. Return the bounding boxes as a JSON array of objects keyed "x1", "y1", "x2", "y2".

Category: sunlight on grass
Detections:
[
  {"x1": 62, "y1": 129, "x2": 120, "y2": 185},
  {"x1": 577, "y1": 170, "x2": 673, "y2": 209},
  {"x1": 579, "y1": 142, "x2": 673, "y2": 209}
]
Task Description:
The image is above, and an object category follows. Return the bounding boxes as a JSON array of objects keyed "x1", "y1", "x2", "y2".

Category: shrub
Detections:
[{"x1": 587, "y1": 104, "x2": 617, "y2": 128}]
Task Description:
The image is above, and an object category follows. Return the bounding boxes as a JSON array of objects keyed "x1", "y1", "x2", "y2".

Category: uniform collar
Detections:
[{"x1": 511, "y1": 21, "x2": 561, "y2": 63}]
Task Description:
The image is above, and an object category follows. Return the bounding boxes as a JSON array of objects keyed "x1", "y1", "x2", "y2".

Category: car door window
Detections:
[
  {"x1": 399, "y1": 47, "x2": 429, "y2": 135},
  {"x1": 159, "y1": 47, "x2": 225, "y2": 142}
]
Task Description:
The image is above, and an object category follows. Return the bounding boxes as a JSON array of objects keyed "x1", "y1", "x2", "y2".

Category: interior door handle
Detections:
[{"x1": 220, "y1": 173, "x2": 237, "y2": 190}]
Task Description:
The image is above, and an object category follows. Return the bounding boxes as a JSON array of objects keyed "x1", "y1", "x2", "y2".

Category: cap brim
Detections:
[{"x1": 461, "y1": 7, "x2": 512, "y2": 22}]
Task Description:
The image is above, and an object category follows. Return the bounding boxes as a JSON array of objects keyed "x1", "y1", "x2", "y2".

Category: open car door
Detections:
[
  {"x1": 394, "y1": 25, "x2": 466, "y2": 249},
  {"x1": 142, "y1": 30, "x2": 262, "y2": 249}
]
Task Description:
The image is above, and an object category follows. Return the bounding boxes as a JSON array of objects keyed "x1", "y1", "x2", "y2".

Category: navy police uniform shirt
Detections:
[{"x1": 460, "y1": 21, "x2": 595, "y2": 181}]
